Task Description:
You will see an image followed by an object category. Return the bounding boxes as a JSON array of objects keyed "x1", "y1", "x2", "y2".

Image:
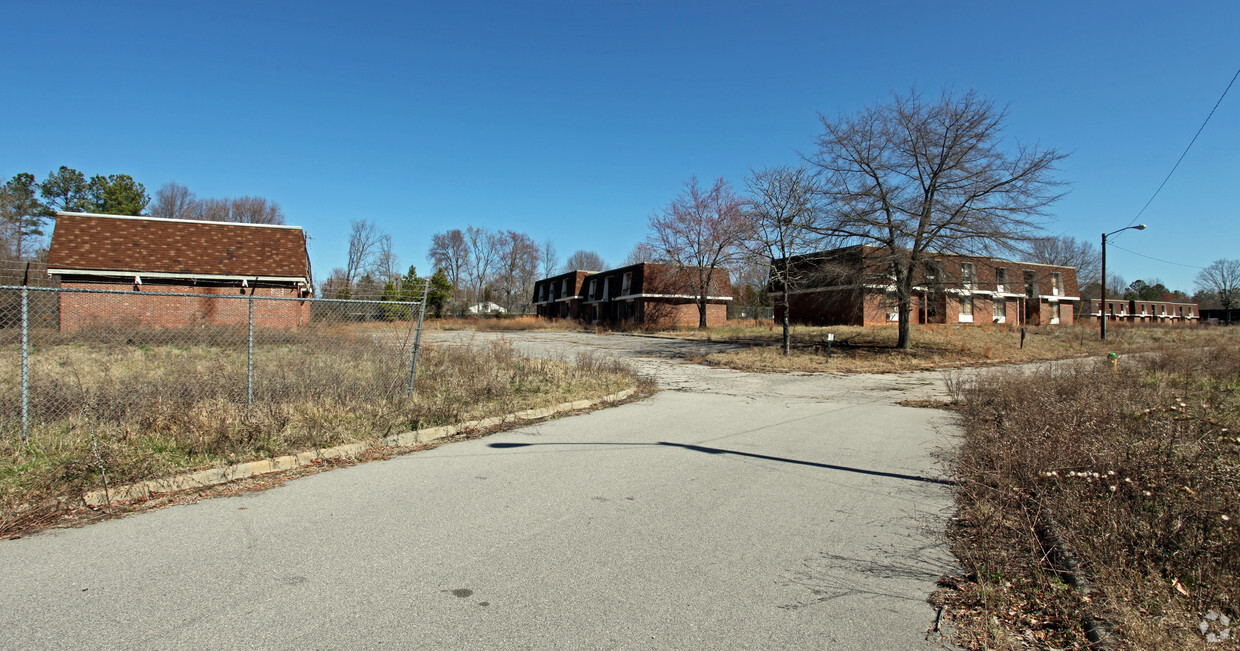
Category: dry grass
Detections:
[
  {"x1": 939, "y1": 346, "x2": 1240, "y2": 649},
  {"x1": 422, "y1": 315, "x2": 586, "y2": 332},
  {"x1": 0, "y1": 329, "x2": 642, "y2": 536},
  {"x1": 666, "y1": 323, "x2": 1240, "y2": 373}
]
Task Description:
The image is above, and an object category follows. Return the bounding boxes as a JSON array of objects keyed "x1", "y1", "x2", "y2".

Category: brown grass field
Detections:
[
  {"x1": 654, "y1": 322, "x2": 1240, "y2": 373},
  {"x1": 0, "y1": 325, "x2": 641, "y2": 537}
]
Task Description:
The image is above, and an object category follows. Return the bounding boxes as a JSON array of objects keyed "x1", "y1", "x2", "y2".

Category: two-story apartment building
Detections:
[
  {"x1": 532, "y1": 263, "x2": 731, "y2": 327},
  {"x1": 774, "y1": 245, "x2": 1079, "y2": 327},
  {"x1": 532, "y1": 270, "x2": 592, "y2": 320},
  {"x1": 1080, "y1": 298, "x2": 1198, "y2": 326}
]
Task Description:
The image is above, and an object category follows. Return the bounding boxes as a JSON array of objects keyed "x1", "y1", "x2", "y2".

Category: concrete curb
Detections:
[{"x1": 82, "y1": 387, "x2": 638, "y2": 507}]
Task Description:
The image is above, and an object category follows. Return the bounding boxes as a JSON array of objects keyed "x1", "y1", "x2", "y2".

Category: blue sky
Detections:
[{"x1": 3, "y1": 1, "x2": 1237, "y2": 292}]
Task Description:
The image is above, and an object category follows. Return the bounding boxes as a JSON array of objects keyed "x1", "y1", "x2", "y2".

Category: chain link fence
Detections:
[{"x1": 0, "y1": 284, "x2": 426, "y2": 444}]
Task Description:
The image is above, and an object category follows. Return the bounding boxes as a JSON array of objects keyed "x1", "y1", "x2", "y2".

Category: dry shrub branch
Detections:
[{"x1": 943, "y1": 347, "x2": 1240, "y2": 649}]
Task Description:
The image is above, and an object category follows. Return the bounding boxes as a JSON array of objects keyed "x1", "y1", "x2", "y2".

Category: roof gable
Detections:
[{"x1": 46, "y1": 212, "x2": 310, "y2": 280}]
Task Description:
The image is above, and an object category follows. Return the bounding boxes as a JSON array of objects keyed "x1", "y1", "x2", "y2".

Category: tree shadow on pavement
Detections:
[{"x1": 488, "y1": 441, "x2": 954, "y2": 486}]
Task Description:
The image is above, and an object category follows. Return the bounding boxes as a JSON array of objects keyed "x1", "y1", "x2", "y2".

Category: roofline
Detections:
[
  {"x1": 783, "y1": 245, "x2": 1079, "y2": 272},
  {"x1": 49, "y1": 268, "x2": 309, "y2": 285},
  {"x1": 55, "y1": 211, "x2": 306, "y2": 231}
]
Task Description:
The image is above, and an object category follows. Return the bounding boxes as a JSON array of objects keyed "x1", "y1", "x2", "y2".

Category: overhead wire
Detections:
[
  {"x1": 1106, "y1": 243, "x2": 1205, "y2": 270},
  {"x1": 1126, "y1": 65, "x2": 1240, "y2": 228}
]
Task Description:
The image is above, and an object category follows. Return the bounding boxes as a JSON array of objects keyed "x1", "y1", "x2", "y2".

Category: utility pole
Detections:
[{"x1": 1101, "y1": 224, "x2": 1147, "y2": 340}]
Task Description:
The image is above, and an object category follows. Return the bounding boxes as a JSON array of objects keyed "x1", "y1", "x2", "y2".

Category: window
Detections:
[
  {"x1": 960, "y1": 262, "x2": 976, "y2": 290},
  {"x1": 995, "y1": 268, "x2": 1007, "y2": 293},
  {"x1": 959, "y1": 296, "x2": 974, "y2": 322},
  {"x1": 1024, "y1": 270, "x2": 1038, "y2": 298},
  {"x1": 884, "y1": 291, "x2": 899, "y2": 321},
  {"x1": 588, "y1": 279, "x2": 596, "y2": 299},
  {"x1": 561, "y1": 278, "x2": 568, "y2": 296},
  {"x1": 1160, "y1": 305, "x2": 1166, "y2": 316},
  {"x1": 1051, "y1": 302, "x2": 1061, "y2": 324},
  {"x1": 602, "y1": 278, "x2": 610, "y2": 300},
  {"x1": 993, "y1": 298, "x2": 1006, "y2": 322},
  {"x1": 540, "y1": 284, "x2": 547, "y2": 302},
  {"x1": 1050, "y1": 272, "x2": 1062, "y2": 296},
  {"x1": 622, "y1": 272, "x2": 632, "y2": 295}
]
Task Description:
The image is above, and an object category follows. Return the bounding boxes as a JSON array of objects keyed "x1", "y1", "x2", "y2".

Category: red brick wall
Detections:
[
  {"x1": 59, "y1": 282, "x2": 310, "y2": 332},
  {"x1": 640, "y1": 300, "x2": 727, "y2": 327}
]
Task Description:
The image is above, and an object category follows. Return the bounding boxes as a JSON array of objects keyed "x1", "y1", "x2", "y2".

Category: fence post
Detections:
[
  {"x1": 407, "y1": 280, "x2": 429, "y2": 397},
  {"x1": 247, "y1": 287, "x2": 255, "y2": 412},
  {"x1": 20, "y1": 284, "x2": 29, "y2": 443}
]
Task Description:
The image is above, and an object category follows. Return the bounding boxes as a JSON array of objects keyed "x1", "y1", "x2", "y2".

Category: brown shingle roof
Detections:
[{"x1": 47, "y1": 213, "x2": 310, "y2": 280}]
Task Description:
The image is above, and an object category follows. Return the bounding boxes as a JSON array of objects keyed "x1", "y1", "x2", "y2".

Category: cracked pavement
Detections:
[{"x1": 0, "y1": 331, "x2": 959, "y2": 649}]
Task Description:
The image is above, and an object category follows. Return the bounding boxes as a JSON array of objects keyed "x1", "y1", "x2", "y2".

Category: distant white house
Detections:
[{"x1": 467, "y1": 301, "x2": 507, "y2": 315}]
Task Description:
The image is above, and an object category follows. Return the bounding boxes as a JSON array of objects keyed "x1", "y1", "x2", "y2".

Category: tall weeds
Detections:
[{"x1": 946, "y1": 348, "x2": 1240, "y2": 648}]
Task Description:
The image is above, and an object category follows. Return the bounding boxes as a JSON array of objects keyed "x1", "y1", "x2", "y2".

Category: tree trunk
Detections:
[
  {"x1": 897, "y1": 301, "x2": 912, "y2": 349},
  {"x1": 896, "y1": 275, "x2": 914, "y2": 349},
  {"x1": 782, "y1": 287, "x2": 791, "y2": 356},
  {"x1": 698, "y1": 296, "x2": 708, "y2": 329}
]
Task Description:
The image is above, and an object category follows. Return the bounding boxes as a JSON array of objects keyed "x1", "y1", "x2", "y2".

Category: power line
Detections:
[
  {"x1": 1107, "y1": 243, "x2": 1204, "y2": 269},
  {"x1": 1127, "y1": 65, "x2": 1240, "y2": 227}
]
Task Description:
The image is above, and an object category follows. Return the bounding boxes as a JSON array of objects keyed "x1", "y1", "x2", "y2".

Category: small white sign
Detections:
[{"x1": 827, "y1": 333, "x2": 835, "y2": 341}]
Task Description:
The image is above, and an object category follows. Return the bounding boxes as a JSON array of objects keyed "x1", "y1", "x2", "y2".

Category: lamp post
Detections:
[{"x1": 1100, "y1": 224, "x2": 1147, "y2": 340}]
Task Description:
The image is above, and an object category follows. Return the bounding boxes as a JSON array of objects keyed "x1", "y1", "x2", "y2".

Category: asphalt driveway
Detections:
[{"x1": 0, "y1": 331, "x2": 958, "y2": 649}]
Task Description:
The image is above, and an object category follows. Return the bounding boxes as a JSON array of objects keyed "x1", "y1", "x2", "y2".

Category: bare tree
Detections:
[
  {"x1": 809, "y1": 88, "x2": 1067, "y2": 348},
  {"x1": 319, "y1": 267, "x2": 352, "y2": 299},
  {"x1": 1196, "y1": 258, "x2": 1240, "y2": 323},
  {"x1": 150, "y1": 182, "x2": 198, "y2": 220},
  {"x1": 646, "y1": 176, "x2": 748, "y2": 328},
  {"x1": 564, "y1": 250, "x2": 606, "y2": 271},
  {"x1": 1027, "y1": 235, "x2": 1100, "y2": 285},
  {"x1": 744, "y1": 166, "x2": 823, "y2": 354},
  {"x1": 429, "y1": 229, "x2": 470, "y2": 312},
  {"x1": 540, "y1": 239, "x2": 559, "y2": 278},
  {"x1": 374, "y1": 233, "x2": 400, "y2": 284},
  {"x1": 345, "y1": 219, "x2": 384, "y2": 289},
  {"x1": 228, "y1": 196, "x2": 286, "y2": 224},
  {"x1": 465, "y1": 226, "x2": 501, "y2": 308},
  {"x1": 495, "y1": 230, "x2": 540, "y2": 312},
  {"x1": 622, "y1": 242, "x2": 659, "y2": 266},
  {"x1": 189, "y1": 197, "x2": 231, "y2": 222}
]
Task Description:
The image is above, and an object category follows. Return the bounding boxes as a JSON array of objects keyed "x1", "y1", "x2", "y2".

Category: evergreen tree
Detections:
[
  {"x1": 399, "y1": 265, "x2": 426, "y2": 302},
  {"x1": 428, "y1": 268, "x2": 453, "y2": 317},
  {"x1": 38, "y1": 166, "x2": 90, "y2": 213},
  {"x1": 85, "y1": 174, "x2": 150, "y2": 215},
  {"x1": 1, "y1": 173, "x2": 49, "y2": 259}
]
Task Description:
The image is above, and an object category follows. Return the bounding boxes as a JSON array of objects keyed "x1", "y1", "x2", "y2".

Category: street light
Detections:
[{"x1": 1100, "y1": 224, "x2": 1147, "y2": 340}]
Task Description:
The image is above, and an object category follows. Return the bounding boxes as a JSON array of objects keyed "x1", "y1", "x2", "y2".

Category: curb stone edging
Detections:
[{"x1": 82, "y1": 388, "x2": 637, "y2": 507}]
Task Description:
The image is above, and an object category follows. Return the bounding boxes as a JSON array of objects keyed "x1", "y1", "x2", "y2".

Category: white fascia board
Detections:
[
  {"x1": 56, "y1": 211, "x2": 305, "y2": 231},
  {"x1": 584, "y1": 294, "x2": 732, "y2": 304},
  {"x1": 625, "y1": 293, "x2": 733, "y2": 301},
  {"x1": 50, "y1": 268, "x2": 308, "y2": 284},
  {"x1": 555, "y1": 296, "x2": 581, "y2": 303}
]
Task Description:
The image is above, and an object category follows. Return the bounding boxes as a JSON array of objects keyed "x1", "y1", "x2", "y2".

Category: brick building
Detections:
[
  {"x1": 775, "y1": 245, "x2": 1079, "y2": 327},
  {"x1": 1079, "y1": 298, "x2": 1199, "y2": 326},
  {"x1": 533, "y1": 263, "x2": 731, "y2": 327},
  {"x1": 532, "y1": 270, "x2": 592, "y2": 320},
  {"x1": 46, "y1": 212, "x2": 312, "y2": 332}
]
